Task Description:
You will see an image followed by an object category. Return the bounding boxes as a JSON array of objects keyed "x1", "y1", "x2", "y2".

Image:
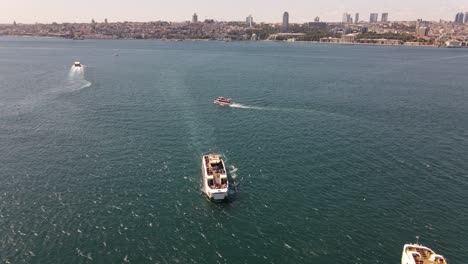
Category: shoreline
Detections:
[{"x1": 0, "y1": 35, "x2": 464, "y2": 49}]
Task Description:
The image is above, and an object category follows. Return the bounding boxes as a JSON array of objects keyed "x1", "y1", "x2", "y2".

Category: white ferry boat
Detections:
[
  {"x1": 402, "y1": 244, "x2": 447, "y2": 264},
  {"x1": 201, "y1": 153, "x2": 229, "y2": 201},
  {"x1": 73, "y1": 61, "x2": 82, "y2": 67}
]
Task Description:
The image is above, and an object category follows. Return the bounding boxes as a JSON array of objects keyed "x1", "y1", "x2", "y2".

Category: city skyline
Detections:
[{"x1": 2, "y1": 0, "x2": 468, "y2": 24}]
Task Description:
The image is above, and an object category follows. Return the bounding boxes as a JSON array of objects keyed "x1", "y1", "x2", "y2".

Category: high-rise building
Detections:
[
  {"x1": 454, "y1": 12, "x2": 464, "y2": 24},
  {"x1": 246, "y1": 15, "x2": 254, "y2": 27},
  {"x1": 381, "y1": 13, "x2": 389, "y2": 22},
  {"x1": 282, "y1": 12, "x2": 289, "y2": 33},
  {"x1": 416, "y1": 19, "x2": 430, "y2": 30},
  {"x1": 417, "y1": 27, "x2": 429, "y2": 37},
  {"x1": 104, "y1": 18, "x2": 108, "y2": 24},
  {"x1": 369, "y1": 13, "x2": 378, "y2": 23},
  {"x1": 314, "y1": 16, "x2": 320, "y2": 22},
  {"x1": 192, "y1": 13, "x2": 198, "y2": 23},
  {"x1": 465, "y1": 12, "x2": 468, "y2": 23},
  {"x1": 342, "y1": 13, "x2": 353, "y2": 23},
  {"x1": 416, "y1": 19, "x2": 422, "y2": 29},
  {"x1": 355, "y1": 13, "x2": 360, "y2": 24}
]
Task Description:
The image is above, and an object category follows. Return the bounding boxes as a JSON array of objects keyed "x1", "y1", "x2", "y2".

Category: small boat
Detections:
[
  {"x1": 401, "y1": 243, "x2": 447, "y2": 264},
  {"x1": 73, "y1": 61, "x2": 82, "y2": 67},
  {"x1": 214, "y1": 96, "x2": 233, "y2": 106},
  {"x1": 201, "y1": 153, "x2": 229, "y2": 201}
]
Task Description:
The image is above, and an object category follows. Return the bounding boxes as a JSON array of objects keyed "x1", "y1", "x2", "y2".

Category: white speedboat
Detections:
[
  {"x1": 201, "y1": 153, "x2": 229, "y2": 201},
  {"x1": 74, "y1": 61, "x2": 82, "y2": 67},
  {"x1": 214, "y1": 96, "x2": 233, "y2": 106},
  {"x1": 402, "y1": 243, "x2": 447, "y2": 264}
]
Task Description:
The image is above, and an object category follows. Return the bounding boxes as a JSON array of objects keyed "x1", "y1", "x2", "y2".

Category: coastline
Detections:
[{"x1": 0, "y1": 35, "x2": 454, "y2": 48}]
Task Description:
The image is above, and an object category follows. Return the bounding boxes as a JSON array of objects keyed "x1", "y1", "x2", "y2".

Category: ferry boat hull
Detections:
[{"x1": 201, "y1": 154, "x2": 229, "y2": 201}]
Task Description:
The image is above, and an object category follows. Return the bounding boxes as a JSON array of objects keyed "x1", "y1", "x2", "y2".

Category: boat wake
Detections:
[
  {"x1": 229, "y1": 103, "x2": 271, "y2": 111},
  {"x1": 229, "y1": 102, "x2": 359, "y2": 121},
  {"x1": 227, "y1": 164, "x2": 240, "y2": 196},
  {"x1": 67, "y1": 66, "x2": 92, "y2": 91},
  {"x1": 229, "y1": 165, "x2": 238, "y2": 179}
]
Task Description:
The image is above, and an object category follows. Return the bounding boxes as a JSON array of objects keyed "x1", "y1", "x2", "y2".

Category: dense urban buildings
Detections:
[
  {"x1": 281, "y1": 12, "x2": 289, "y2": 33},
  {"x1": 1, "y1": 11, "x2": 467, "y2": 47}
]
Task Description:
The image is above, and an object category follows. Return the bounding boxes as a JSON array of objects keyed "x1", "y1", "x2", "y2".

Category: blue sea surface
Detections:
[{"x1": 0, "y1": 37, "x2": 467, "y2": 263}]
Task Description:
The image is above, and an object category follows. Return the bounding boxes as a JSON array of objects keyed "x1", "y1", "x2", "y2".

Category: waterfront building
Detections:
[
  {"x1": 282, "y1": 12, "x2": 289, "y2": 33},
  {"x1": 341, "y1": 34, "x2": 357, "y2": 43},
  {"x1": 192, "y1": 13, "x2": 198, "y2": 23},
  {"x1": 381, "y1": 13, "x2": 389, "y2": 22},
  {"x1": 446, "y1": 40, "x2": 462, "y2": 47},
  {"x1": 355, "y1": 13, "x2": 360, "y2": 24},
  {"x1": 319, "y1": 37, "x2": 341, "y2": 43},
  {"x1": 369, "y1": 13, "x2": 378, "y2": 23},
  {"x1": 246, "y1": 15, "x2": 254, "y2": 27}
]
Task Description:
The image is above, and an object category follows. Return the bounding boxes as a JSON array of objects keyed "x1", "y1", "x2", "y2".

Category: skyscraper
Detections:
[
  {"x1": 369, "y1": 13, "x2": 378, "y2": 23},
  {"x1": 454, "y1": 12, "x2": 464, "y2": 24},
  {"x1": 192, "y1": 13, "x2": 198, "y2": 23},
  {"x1": 417, "y1": 27, "x2": 429, "y2": 37},
  {"x1": 381, "y1": 13, "x2": 389, "y2": 22},
  {"x1": 416, "y1": 19, "x2": 422, "y2": 29},
  {"x1": 282, "y1": 12, "x2": 289, "y2": 33},
  {"x1": 246, "y1": 15, "x2": 254, "y2": 27},
  {"x1": 342, "y1": 13, "x2": 352, "y2": 23},
  {"x1": 355, "y1": 13, "x2": 360, "y2": 24},
  {"x1": 465, "y1": 12, "x2": 468, "y2": 23}
]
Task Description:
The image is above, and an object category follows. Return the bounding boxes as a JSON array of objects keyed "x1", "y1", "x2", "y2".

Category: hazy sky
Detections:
[{"x1": 1, "y1": 0, "x2": 467, "y2": 24}]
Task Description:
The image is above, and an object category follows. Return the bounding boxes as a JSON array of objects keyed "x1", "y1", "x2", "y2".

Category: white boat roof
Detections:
[{"x1": 208, "y1": 154, "x2": 221, "y2": 164}]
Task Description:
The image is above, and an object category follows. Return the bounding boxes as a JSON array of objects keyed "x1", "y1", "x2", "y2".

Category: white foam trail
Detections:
[
  {"x1": 230, "y1": 103, "x2": 271, "y2": 110},
  {"x1": 229, "y1": 165, "x2": 238, "y2": 179},
  {"x1": 67, "y1": 66, "x2": 92, "y2": 91},
  {"x1": 229, "y1": 102, "x2": 360, "y2": 121}
]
